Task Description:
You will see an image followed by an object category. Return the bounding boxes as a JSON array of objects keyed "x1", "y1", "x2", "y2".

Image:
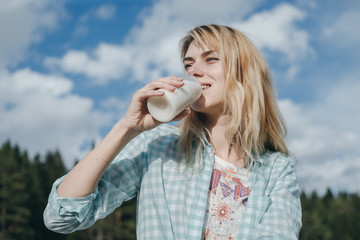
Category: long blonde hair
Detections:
[{"x1": 178, "y1": 24, "x2": 288, "y2": 167}]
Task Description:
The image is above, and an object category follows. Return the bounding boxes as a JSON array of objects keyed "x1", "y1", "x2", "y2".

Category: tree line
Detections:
[{"x1": 0, "y1": 140, "x2": 359, "y2": 240}]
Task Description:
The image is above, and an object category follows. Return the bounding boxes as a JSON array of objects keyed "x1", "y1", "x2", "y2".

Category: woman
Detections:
[{"x1": 44, "y1": 24, "x2": 302, "y2": 239}]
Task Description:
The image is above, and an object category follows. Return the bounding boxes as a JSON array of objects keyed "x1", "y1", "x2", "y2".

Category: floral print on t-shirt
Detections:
[{"x1": 202, "y1": 156, "x2": 250, "y2": 240}]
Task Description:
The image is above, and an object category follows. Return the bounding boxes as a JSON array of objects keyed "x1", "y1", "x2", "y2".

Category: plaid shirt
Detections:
[{"x1": 44, "y1": 124, "x2": 302, "y2": 239}]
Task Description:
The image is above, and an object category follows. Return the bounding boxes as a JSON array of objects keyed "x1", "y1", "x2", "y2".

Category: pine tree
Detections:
[
  {"x1": 349, "y1": 194, "x2": 360, "y2": 240},
  {"x1": 330, "y1": 192, "x2": 355, "y2": 240},
  {"x1": 0, "y1": 141, "x2": 33, "y2": 240},
  {"x1": 27, "y1": 153, "x2": 58, "y2": 240},
  {"x1": 300, "y1": 191, "x2": 332, "y2": 240}
]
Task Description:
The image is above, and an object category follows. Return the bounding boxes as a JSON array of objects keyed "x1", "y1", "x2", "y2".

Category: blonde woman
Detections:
[{"x1": 44, "y1": 24, "x2": 302, "y2": 239}]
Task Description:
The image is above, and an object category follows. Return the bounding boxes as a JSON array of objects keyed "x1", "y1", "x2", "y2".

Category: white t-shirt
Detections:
[{"x1": 202, "y1": 155, "x2": 250, "y2": 239}]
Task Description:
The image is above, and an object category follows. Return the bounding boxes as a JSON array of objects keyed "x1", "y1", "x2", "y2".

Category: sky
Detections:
[{"x1": 0, "y1": 0, "x2": 359, "y2": 195}]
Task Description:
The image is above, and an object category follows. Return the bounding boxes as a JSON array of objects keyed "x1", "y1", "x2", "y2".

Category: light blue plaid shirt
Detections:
[{"x1": 44, "y1": 124, "x2": 302, "y2": 239}]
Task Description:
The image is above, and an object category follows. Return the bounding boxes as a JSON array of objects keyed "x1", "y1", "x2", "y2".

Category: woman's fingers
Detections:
[
  {"x1": 141, "y1": 76, "x2": 184, "y2": 93},
  {"x1": 132, "y1": 76, "x2": 184, "y2": 104},
  {"x1": 122, "y1": 76, "x2": 188, "y2": 131},
  {"x1": 132, "y1": 89, "x2": 165, "y2": 103}
]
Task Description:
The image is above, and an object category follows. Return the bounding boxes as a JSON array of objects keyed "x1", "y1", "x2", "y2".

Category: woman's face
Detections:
[{"x1": 183, "y1": 41, "x2": 225, "y2": 115}]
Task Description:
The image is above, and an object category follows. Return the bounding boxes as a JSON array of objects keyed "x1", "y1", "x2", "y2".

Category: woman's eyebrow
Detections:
[
  {"x1": 183, "y1": 50, "x2": 216, "y2": 62},
  {"x1": 201, "y1": 50, "x2": 216, "y2": 58},
  {"x1": 182, "y1": 56, "x2": 194, "y2": 63}
]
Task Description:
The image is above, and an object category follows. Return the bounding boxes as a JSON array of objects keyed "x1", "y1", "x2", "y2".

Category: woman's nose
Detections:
[{"x1": 187, "y1": 63, "x2": 204, "y2": 78}]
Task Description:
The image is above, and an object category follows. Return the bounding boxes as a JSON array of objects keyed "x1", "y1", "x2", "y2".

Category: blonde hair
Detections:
[{"x1": 177, "y1": 24, "x2": 288, "y2": 167}]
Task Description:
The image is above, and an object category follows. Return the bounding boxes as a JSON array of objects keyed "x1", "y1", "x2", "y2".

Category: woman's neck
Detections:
[{"x1": 205, "y1": 115, "x2": 245, "y2": 168}]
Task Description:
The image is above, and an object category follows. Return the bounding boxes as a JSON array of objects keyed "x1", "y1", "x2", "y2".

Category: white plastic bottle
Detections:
[{"x1": 147, "y1": 74, "x2": 201, "y2": 122}]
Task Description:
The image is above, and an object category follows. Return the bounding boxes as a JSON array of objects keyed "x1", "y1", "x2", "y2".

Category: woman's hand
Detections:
[{"x1": 121, "y1": 76, "x2": 189, "y2": 133}]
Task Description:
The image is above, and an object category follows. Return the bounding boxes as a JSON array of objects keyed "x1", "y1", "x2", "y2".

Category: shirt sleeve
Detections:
[
  {"x1": 43, "y1": 132, "x2": 149, "y2": 234},
  {"x1": 253, "y1": 154, "x2": 302, "y2": 239}
]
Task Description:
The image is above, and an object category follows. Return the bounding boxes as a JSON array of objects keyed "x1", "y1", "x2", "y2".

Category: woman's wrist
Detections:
[{"x1": 113, "y1": 119, "x2": 142, "y2": 144}]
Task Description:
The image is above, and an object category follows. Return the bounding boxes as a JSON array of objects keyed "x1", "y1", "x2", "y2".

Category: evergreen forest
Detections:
[{"x1": 1, "y1": 140, "x2": 359, "y2": 240}]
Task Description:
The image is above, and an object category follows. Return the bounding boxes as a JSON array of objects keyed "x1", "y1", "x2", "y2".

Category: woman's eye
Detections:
[
  {"x1": 206, "y1": 57, "x2": 219, "y2": 62},
  {"x1": 184, "y1": 64, "x2": 192, "y2": 69}
]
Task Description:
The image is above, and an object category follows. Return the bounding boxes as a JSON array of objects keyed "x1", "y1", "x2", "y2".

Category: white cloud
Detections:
[
  {"x1": 100, "y1": 96, "x2": 129, "y2": 121},
  {"x1": 297, "y1": 156, "x2": 360, "y2": 195},
  {"x1": 322, "y1": 10, "x2": 360, "y2": 48},
  {"x1": 279, "y1": 78, "x2": 360, "y2": 194},
  {"x1": 95, "y1": 4, "x2": 116, "y2": 20},
  {"x1": 73, "y1": 25, "x2": 89, "y2": 38},
  {"x1": 45, "y1": 43, "x2": 134, "y2": 84},
  {"x1": 44, "y1": 1, "x2": 310, "y2": 84},
  {"x1": 73, "y1": 4, "x2": 117, "y2": 37},
  {"x1": 128, "y1": 0, "x2": 259, "y2": 44},
  {"x1": 230, "y1": 3, "x2": 312, "y2": 83},
  {"x1": 309, "y1": 79, "x2": 360, "y2": 133},
  {"x1": 227, "y1": 3, "x2": 313, "y2": 83},
  {"x1": 233, "y1": 3, "x2": 310, "y2": 61},
  {"x1": 0, "y1": 68, "x2": 111, "y2": 168},
  {"x1": 0, "y1": 0, "x2": 65, "y2": 67}
]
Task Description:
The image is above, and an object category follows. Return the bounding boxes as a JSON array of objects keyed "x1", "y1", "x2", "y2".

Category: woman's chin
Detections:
[{"x1": 191, "y1": 95, "x2": 205, "y2": 110}]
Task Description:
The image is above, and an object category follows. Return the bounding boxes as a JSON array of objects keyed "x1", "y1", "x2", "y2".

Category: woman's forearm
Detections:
[{"x1": 57, "y1": 119, "x2": 141, "y2": 198}]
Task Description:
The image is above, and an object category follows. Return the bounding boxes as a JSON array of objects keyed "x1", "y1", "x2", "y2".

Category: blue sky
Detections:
[{"x1": 1, "y1": 0, "x2": 359, "y2": 195}]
